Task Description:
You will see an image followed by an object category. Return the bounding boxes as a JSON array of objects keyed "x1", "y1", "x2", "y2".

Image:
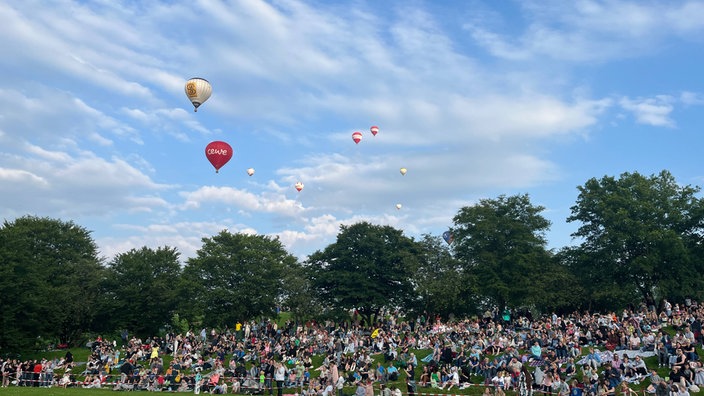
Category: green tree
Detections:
[
  {"x1": 281, "y1": 263, "x2": 321, "y2": 323},
  {"x1": 0, "y1": 216, "x2": 104, "y2": 351},
  {"x1": 452, "y1": 194, "x2": 553, "y2": 311},
  {"x1": 412, "y1": 234, "x2": 475, "y2": 319},
  {"x1": 567, "y1": 170, "x2": 704, "y2": 308},
  {"x1": 182, "y1": 231, "x2": 297, "y2": 328},
  {"x1": 99, "y1": 246, "x2": 182, "y2": 338},
  {"x1": 306, "y1": 222, "x2": 420, "y2": 325}
]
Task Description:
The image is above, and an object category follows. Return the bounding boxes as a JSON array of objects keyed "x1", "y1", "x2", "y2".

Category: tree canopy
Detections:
[
  {"x1": 0, "y1": 216, "x2": 104, "y2": 350},
  {"x1": 306, "y1": 222, "x2": 420, "y2": 325},
  {"x1": 452, "y1": 194, "x2": 554, "y2": 311},
  {"x1": 413, "y1": 234, "x2": 474, "y2": 319},
  {"x1": 567, "y1": 170, "x2": 704, "y2": 309},
  {"x1": 182, "y1": 231, "x2": 298, "y2": 328},
  {"x1": 99, "y1": 246, "x2": 182, "y2": 338}
]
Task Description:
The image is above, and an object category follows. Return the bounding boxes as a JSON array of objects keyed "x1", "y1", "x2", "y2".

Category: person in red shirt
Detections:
[{"x1": 33, "y1": 360, "x2": 42, "y2": 387}]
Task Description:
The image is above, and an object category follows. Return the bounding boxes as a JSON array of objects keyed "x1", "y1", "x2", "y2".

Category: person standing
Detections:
[
  {"x1": 404, "y1": 363, "x2": 416, "y2": 396},
  {"x1": 274, "y1": 361, "x2": 286, "y2": 396},
  {"x1": 335, "y1": 373, "x2": 345, "y2": 396}
]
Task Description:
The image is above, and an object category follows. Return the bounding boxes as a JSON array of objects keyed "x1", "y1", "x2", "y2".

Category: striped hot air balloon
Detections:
[{"x1": 352, "y1": 131, "x2": 363, "y2": 144}]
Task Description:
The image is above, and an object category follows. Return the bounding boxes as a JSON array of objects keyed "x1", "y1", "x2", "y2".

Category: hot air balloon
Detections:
[
  {"x1": 442, "y1": 231, "x2": 454, "y2": 245},
  {"x1": 370, "y1": 126, "x2": 379, "y2": 136},
  {"x1": 400, "y1": 167, "x2": 407, "y2": 176},
  {"x1": 395, "y1": 203, "x2": 402, "y2": 210},
  {"x1": 295, "y1": 182, "x2": 304, "y2": 192},
  {"x1": 205, "y1": 141, "x2": 233, "y2": 173},
  {"x1": 246, "y1": 168, "x2": 255, "y2": 176},
  {"x1": 352, "y1": 131, "x2": 363, "y2": 144},
  {"x1": 185, "y1": 77, "x2": 212, "y2": 112}
]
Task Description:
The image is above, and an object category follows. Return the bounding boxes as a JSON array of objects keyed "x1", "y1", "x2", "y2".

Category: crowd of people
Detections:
[{"x1": 1, "y1": 299, "x2": 704, "y2": 396}]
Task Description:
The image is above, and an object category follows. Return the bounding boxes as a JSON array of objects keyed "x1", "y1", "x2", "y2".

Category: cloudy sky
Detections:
[{"x1": 2, "y1": 0, "x2": 703, "y2": 262}]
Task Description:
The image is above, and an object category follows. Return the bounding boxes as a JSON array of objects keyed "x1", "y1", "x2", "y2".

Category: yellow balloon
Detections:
[{"x1": 400, "y1": 167, "x2": 407, "y2": 176}]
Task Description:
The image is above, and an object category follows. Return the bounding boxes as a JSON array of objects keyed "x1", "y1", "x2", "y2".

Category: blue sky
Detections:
[{"x1": 2, "y1": 0, "x2": 704, "y2": 262}]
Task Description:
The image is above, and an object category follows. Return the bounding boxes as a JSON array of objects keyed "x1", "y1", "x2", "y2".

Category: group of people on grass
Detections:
[{"x1": 2, "y1": 299, "x2": 704, "y2": 396}]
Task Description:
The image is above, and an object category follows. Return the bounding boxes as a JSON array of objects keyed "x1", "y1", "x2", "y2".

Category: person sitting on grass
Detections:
[
  {"x1": 430, "y1": 369, "x2": 441, "y2": 388},
  {"x1": 441, "y1": 366, "x2": 459, "y2": 391},
  {"x1": 386, "y1": 364, "x2": 399, "y2": 381}
]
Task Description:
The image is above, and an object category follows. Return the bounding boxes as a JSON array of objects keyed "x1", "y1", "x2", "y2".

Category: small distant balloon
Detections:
[
  {"x1": 295, "y1": 182, "x2": 304, "y2": 192},
  {"x1": 400, "y1": 167, "x2": 407, "y2": 176},
  {"x1": 396, "y1": 203, "x2": 402, "y2": 210},
  {"x1": 185, "y1": 77, "x2": 212, "y2": 112},
  {"x1": 370, "y1": 126, "x2": 379, "y2": 136},
  {"x1": 442, "y1": 231, "x2": 454, "y2": 245},
  {"x1": 352, "y1": 131, "x2": 363, "y2": 144},
  {"x1": 205, "y1": 141, "x2": 233, "y2": 173},
  {"x1": 246, "y1": 168, "x2": 255, "y2": 176}
]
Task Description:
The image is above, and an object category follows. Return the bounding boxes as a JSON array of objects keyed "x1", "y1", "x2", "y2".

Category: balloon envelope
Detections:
[
  {"x1": 400, "y1": 167, "x2": 407, "y2": 176},
  {"x1": 370, "y1": 126, "x2": 379, "y2": 136},
  {"x1": 205, "y1": 141, "x2": 233, "y2": 173},
  {"x1": 395, "y1": 203, "x2": 402, "y2": 210},
  {"x1": 185, "y1": 77, "x2": 212, "y2": 112},
  {"x1": 246, "y1": 168, "x2": 255, "y2": 176},
  {"x1": 352, "y1": 131, "x2": 362, "y2": 144},
  {"x1": 295, "y1": 182, "x2": 304, "y2": 192},
  {"x1": 442, "y1": 231, "x2": 454, "y2": 245}
]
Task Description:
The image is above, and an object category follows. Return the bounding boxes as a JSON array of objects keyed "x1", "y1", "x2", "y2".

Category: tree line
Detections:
[{"x1": 1, "y1": 170, "x2": 703, "y2": 352}]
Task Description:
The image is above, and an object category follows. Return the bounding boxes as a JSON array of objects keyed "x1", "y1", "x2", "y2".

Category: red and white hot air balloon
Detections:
[
  {"x1": 246, "y1": 168, "x2": 255, "y2": 176},
  {"x1": 370, "y1": 126, "x2": 379, "y2": 136},
  {"x1": 205, "y1": 141, "x2": 233, "y2": 173},
  {"x1": 295, "y1": 182, "x2": 304, "y2": 192},
  {"x1": 352, "y1": 131, "x2": 363, "y2": 144}
]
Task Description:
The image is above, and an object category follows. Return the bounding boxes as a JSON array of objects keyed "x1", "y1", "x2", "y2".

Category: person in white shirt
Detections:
[
  {"x1": 442, "y1": 367, "x2": 459, "y2": 390},
  {"x1": 275, "y1": 362, "x2": 287, "y2": 396},
  {"x1": 321, "y1": 381, "x2": 334, "y2": 396},
  {"x1": 335, "y1": 375, "x2": 345, "y2": 396}
]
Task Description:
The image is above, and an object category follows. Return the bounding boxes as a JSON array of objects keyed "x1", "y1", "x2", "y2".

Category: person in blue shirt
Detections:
[
  {"x1": 387, "y1": 365, "x2": 399, "y2": 381},
  {"x1": 376, "y1": 363, "x2": 387, "y2": 383},
  {"x1": 530, "y1": 342, "x2": 542, "y2": 361},
  {"x1": 569, "y1": 380, "x2": 584, "y2": 396},
  {"x1": 584, "y1": 347, "x2": 602, "y2": 370}
]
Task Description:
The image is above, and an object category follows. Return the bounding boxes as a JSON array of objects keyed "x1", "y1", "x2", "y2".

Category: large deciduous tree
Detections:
[
  {"x1": 307, "y1": 222, "x2": 420, "y2": 325},
  {"x1": 0, "y1": 216, "x2": 104, "y2": 351},
  {"x1": 412, "y1": 234, "x2": 475, "y2": 320},
  {"x1": 452, "y1": 194, "x2": 553, "y2": 311},
  {"x1": 182, "y1": 231, "x2": 297, "y2": 328},
  {"x1": 567, "y1": 170, "x2": 704, "y2": 308},
  {"x1": 99, "y1": 246, "x2": 182, "y2": 338}
]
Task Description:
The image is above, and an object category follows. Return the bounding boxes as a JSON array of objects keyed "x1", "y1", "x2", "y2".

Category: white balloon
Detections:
[{"x1": 185, "y1": 77, "x2": 212, "y2": 112}]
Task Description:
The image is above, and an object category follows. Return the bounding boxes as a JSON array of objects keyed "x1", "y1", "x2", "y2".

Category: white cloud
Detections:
[
  {"x1": 179, "y1": 185, "x2": 306, "y2": 217},
  {"x1": 463, "y1": 1, "x2": 704, "y2": 63},
  {"x1": 619, "y1": 96, "x2": 675, "y2": 127},
  {"x1": 681, "y1": 91, "x2": 704, "y2": 106}
]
